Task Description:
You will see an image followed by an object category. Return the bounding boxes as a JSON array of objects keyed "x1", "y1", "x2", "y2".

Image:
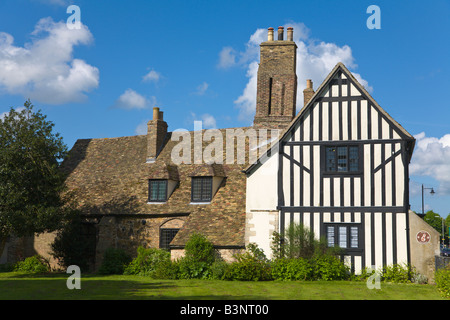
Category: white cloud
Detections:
[
  {"x1": 189, "y1": 112, "x2": 217, "y2": 129},
  {"x1": 193, "y1": 82, "x2": 209, "y2": 96},
  {"x1": 0, "y1": 17, "x2": 99, "y2": 105},
  {"x1": 142, "y1": 70, "x2": 161, "y2": 82},
  {"x1": 410, "y1": 132, "x2": 450, "y2": 195},
  {"x1": 113, "y1": 89, "x2": 156, "y2": 110},
  {"x1": 135, "y1": 118, "x2": 150, "y2": 135},
  {"x1": 233, "y1": 61, "x2": 258, "y2": 119},
  {"x1": 201, "y1": 113, "x2": 217, "y2": 129},
  {"x1": 228, "y1": 23, "x2": 372, "y2": 121},
  {"x1": 217, "y1": 47, "x2": 237, "y2": 69}
]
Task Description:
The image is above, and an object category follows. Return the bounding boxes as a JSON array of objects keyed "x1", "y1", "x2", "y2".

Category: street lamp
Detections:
[{"x1": 421, "y1": 184, "x2": 435, "y2": 217}]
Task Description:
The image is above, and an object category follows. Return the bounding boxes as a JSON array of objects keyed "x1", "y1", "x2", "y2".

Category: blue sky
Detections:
[{"x1": 0, "y1": 0, "x2": 450, "y2": 217}]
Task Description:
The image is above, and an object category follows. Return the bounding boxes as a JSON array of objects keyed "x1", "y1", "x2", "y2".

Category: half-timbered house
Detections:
[{"x1": 245, "y1": 28, "x2": 439, "y2": 275}]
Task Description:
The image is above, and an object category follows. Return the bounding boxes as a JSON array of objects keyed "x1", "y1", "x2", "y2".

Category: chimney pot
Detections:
[
  {"x1": 303, "y1": 80, "x2": 315, "y2": 106},
  {"x1": 268, "y1": 27, "x2": 274, "y2": 41},
  {"x1": 287, "y1": 27, "x2": 293, "y2": 41},
  {"x1": 153, "y1": 107, "x2": 160, "y2": 121},
  {"x1": 277, "y1": 26, "x2": 284, "y2": 40}
]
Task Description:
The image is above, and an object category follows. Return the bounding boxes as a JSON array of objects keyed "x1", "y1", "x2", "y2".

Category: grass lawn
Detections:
[{"x1": 0, "y1": 272, "x2": 445, "y2": 300}]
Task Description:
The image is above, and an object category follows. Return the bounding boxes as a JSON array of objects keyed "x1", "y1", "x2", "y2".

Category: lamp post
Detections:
[{"x1": 421, "y1": 184, "x2": 435, "y2": 216}]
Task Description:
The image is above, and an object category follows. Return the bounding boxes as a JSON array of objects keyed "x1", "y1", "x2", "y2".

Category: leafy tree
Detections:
[
  {"x1": 424, "y1": 211, "x2": 444, "y2": 235},
  {"x1": 0, "y1": 100, "x2": 68, "y2": 255}
]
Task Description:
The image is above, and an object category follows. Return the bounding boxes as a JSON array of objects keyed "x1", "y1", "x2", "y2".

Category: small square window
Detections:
[
  {"x1": 148, "y1": 180, "x2": 167, "y2": 202},
  {"x1": 160, "y1": 228, "x2": 178, "y2": 249},
  {"x1": 191, "y1": 177, "x2": 212, "y2": 202},
  {"x1": 325, "y1": 224, "x2": 361, "y2": 251},
  {"x1": 324, "y1": 145, "x2": 360, "y2": 173}
]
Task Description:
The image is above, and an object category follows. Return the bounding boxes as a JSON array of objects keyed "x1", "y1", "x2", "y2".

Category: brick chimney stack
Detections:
[
  {"x1": 147, "y1": 107, "x2": 168, "y2": 163},
  {"x1": 303, "y1": 79, "x2": 314, "y2": 106},
  {"x1": 253, "y1": 26, "x2": 298, "y2": 130}
]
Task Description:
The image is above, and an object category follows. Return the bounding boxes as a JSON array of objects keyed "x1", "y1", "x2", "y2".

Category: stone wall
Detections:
[{"x1": 409, "y1": 211, "x2": 441, "y2": 283}]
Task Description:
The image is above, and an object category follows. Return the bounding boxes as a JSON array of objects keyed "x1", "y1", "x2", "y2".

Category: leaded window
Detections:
[
  {"x1": 325, "y1": 224, "x2": 361, "y2": 250},
  {"x1": 325, "y1": 145, "x2": 360, "y2": 173},
  {"x1": 160, "y1": 228, "x2": 179, "y2": 249},
  {"x1": 191, "y1": 177, "x2": 212, "y2": 202},
  {"x1": 148, "y1": 180, "x2": 167, "y2": 202}
]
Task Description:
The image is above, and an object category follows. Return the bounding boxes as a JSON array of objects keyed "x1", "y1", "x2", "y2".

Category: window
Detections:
[
  {"x1": 160, "y1": 228, "x2": 179, "y2": 249},
  {"x1": 148, "y1": 180, "x2": 167, "y2": 202},
  {"x1": 191, "y1": 177, "x2": 212, "y2": 202},
  {"x1": 325, "y1": 224, "x2": 361, "y2": 250},
  {"x1": 324, "y1": 145, "x2": 360, "y2": 173}
]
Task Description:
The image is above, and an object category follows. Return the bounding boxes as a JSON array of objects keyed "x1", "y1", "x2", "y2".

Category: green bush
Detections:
[
  {"x1": 184, "y1": 232, "x2": 216, "y2": 264},
  {"x1": 381, "y1": 263, "x2": 415, "y2": 283},
  {"x1": 209, "y1": 261, "x2": 229, "y2": 280},
  {"x1": 14, "y1": 255, "x2": 50, "y2": 274},
  {"x1": 223, "y1": 243, "x2": 272, "y2": 281},
  {"x1": 0, "y1": 263, "x2": 14, "y2": 273},
  {"x1": 271, "y1": 223, "x2": 343, "y2": 261},
  {"x1": 152, "y1": 258, "x2": 180, "y2": 279},
  {"x1": 98, "y1": 248, "x2": 131, "y2": 275},
  {"x1": 179, "y1": 260, "x2": 211, "y2": 279},
  {"x1": 272, "y1": 258, "x2": 313, "y2": 281},
  {"x1": 312, "y1": 254, "x2": 349, "y2": 281},
  {"x1": 124, "y1": 247, "x2": 171, "y2": 277},
  {"x1": 358, "y1": 263, "x2": 419, "y2": 284},
  {"x1": 435, "y1": 267, "x2": 450, "y2": 298},
  {"x1": 176, "y1": 233, "x2": 216, "y2": 279}
]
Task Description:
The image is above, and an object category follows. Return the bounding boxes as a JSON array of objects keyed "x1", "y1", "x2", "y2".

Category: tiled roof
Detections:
[{"x1": 61, "y1": 127, "x2": 272, "y2": 248}]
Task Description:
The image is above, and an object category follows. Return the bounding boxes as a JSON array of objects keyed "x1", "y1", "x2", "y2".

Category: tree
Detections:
[
  {"x1": 0, "y1": 100, "x2": 68, "y2": 255},
  {"x1": 424, "y1": 210, "x2": 448, "y2": 242}
]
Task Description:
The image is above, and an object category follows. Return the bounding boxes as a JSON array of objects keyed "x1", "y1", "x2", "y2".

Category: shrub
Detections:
[
  {"x1": 209, "y1": 261, "x2": 229, "y2": 280},
  {"x1": 179, "y1": 260, "x2": 211, "y2": 279},
  {"x1": 124, "y1": 247, "x2": 170, "y2": 277},
  {"x1": 435, "y1": 266, "x2": 450, "y2": 298},
  {"x1": 14, "y1": 255, "x2": 50, "y2": 274},
  {"x1": 184, "y1": 233, "x2": 216, "y2": 264},
  {"x1": 223, "y1": 243, "x2": 272, "y2": 281},
  {"x1": 98, "y1": 248, "x2": 131, "y2": 275},
  {"x1": 0, "y1": 263, "x2": 14, "y2": 273},
  {"x1": 312, "y1": 254, "x2": 349, "y2": 281},
  {"x1": 152, "y1": 258, "x2": 180, "y2": 280},
  {"x1": 271, "y1": 223, "x2": 342, "y2": 261},
  {"x1": 272, "y1": 258, "x2": 313, "y2": 281},
  {"x1": 358, "y1": 263, "x2": 419, "y2": 284},
  {"x1": 176, "y1": 233, "x2": 216, "y2": 279},
  {"x1": 381, "y1": 263, "x2": 415, "y2": 283}
]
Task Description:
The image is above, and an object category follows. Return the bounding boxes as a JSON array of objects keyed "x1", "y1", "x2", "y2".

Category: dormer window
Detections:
[
  {"x1": 191, "y1": 177, "x2": 212, "y2": 202},
  {"x1": 148, "y1": 180, "x2": 168, "y2": 202}
]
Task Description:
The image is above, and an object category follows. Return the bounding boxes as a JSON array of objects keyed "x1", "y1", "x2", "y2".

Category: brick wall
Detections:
[{"x1": 254, "y1": 39, "x2": 297, "y2": 130}]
